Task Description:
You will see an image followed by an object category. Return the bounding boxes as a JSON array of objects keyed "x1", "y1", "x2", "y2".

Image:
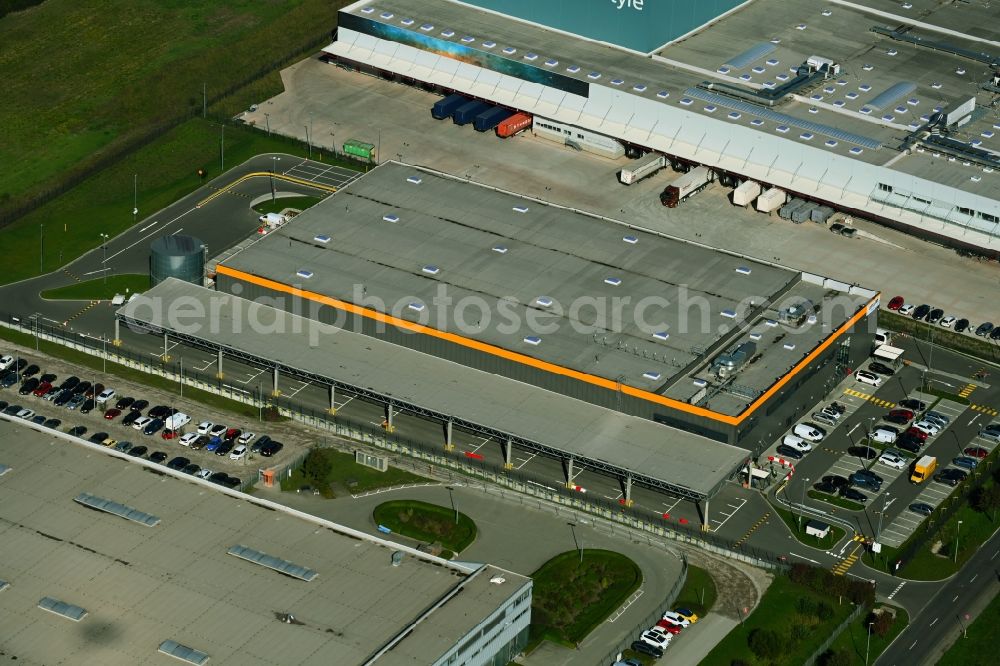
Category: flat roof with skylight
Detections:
[{"x1": 0, "y1": 419, "x2": 530, "y2": 666}]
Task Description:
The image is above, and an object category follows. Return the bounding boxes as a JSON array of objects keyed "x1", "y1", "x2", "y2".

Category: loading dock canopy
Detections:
[
  {"x1": 117, "y1": 279, "x2": 748, "y2": 499},
  {"x1": 872, "y1": 344, "x2": 904, "y2": 363}
]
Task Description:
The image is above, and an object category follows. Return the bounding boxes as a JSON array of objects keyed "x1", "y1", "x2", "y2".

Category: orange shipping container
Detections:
[{"x1": 496, "y1": 112, "x2": 532, "y2": 138}]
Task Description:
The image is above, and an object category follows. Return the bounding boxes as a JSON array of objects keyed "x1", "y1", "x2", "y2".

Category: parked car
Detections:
[
  {"x1": 42, "y1": 418, "x2": 61, "y2": 429},
  {"x1": 71, "y1": 381, "x2": 91, "y2": 396},
  {"x1": 782, "y1": 434, "x2": 812, "y2": 453},
  {"x1": 870, "y1": 428, "x2": 898, "y2": 444},
  {"x1": 143, "y1": 418, "x2": 164, "y2": 436},
  {"x1": 225, "y1": 427, "x2": 242, "y2": 440},
  {"x1": 251, "y1": 435, "x2": 272, "y2": 453},
  {"x1": 30, "y1": 414, "x2": 46, "y2": 425},
  {"x1": 927, "y1": 308, "x2": 944, "y2": 324},
  {"x1": 53, "y1": 389, "x2": 74, "y2": 406},
  {"x1": 887, "y1": 296, "x2": 904, "y2": 310},
  {"x1": 166, "y1": 456, "x2": 191, "y2": 471},
  {"x1": 980, "y1": 424, "x2": 1000, "y2": 442},
  {"x1": 878, "y1": 451, "x2": 907, "y2": 470},
  {"x1": 215, "y1": 440, "x2": 236, "y2": 457},
  {"x1": 132, "y1": 416, "x2": 153, "y2": 431},
  {"x1": 32, "y1": 381, "x2": 53, "y2": 397},
  {"x1": 975, "y1": 322, "x2": 995, "y2": 337},
  {"x1": 179, "y1": 433, "x2": 200, "y2": 447},
  {"x1": 991, "y1": 328, "x2": 1000, "y2": 341},
  {"x1": 661, "y1": 611, "x2": 691, "y2": 627},
  {"x1": 194, "y1": 469, "x2": 214, "y2": 480},
  {"x1": 149, "y1": 451, "x2": 169, "y2": 464},
  {"x1": 114, "y1": 441, "x2": 134, "y2": 453},
  {"x1": 237, "y1": 431, "x2": 256, "y2": 445},
  {"x1": 912, "y1": 420, "x2": 942, "y2": 436},
  {"x1": 654, "y1": 619, "x2": 682, "y2": 635},
  {"x1": 934, "y1": 469, "x2": 967, "y2": 486},
  {"x1": 190, "y1": 435, "x2": 210, "y2": 451},
  {"x1": 103, "y1": 408, "x2": 121, "y2": 420},
  {"x1": 18, "y1": 377, "x2": 40, "y2": 395},
  {"x1": 96, "y1": 388, "x2": 116, "y2": 405},
  {"x1": 899, "y1": 399, "x2": 927, "y2": 412},
  {"x1": 66, "y1": 393, "x2": 87, "y2": 410},
  {"x1": 161, "y1": 428, "x2": 179, "y2": 440},
  {"x1": 954, "y1": 318, "x2": 970, "y2": 333},
  {"x1": 208, "y1": 424, "x2": 228, "y2": 438},
  {"x1": 87, "y1": 432, "x2": 109, "y2": 444},
  {"x1": 638, "y1": 628, "x2": 672, "y2": 648},
  {"x1": 115, "y1": 396, "x2": 135, "y2": 410},
  {"x1": 127, "y1": 445, "x2": 148, "y2": 458},
  {"x1": 181, "y1": 463, "x2": 201, "y2": 475},
  {"x1": 940, "y1": 315, "x2": 956, "y2": 328},
  {"x1": 849, "y1": 445, "x2": 879, "y2": 460},
  {"x1": 895, "y1": 437, "x2": 922, "y2": 454},
  {"x1": 909, "y1": 503, "x2": 934, "y2": 516},
  {"x1": 840, "y1": 487, "x2": 868, "y2": 503},
  {"x1": 854, "y1": 370, "x2": 882, "y2": 387},
  {"x1": 0, "y1": 355, "x2": 14, "y2": 371},
  {"x1": 905, "y1": 427, "x2": 929, "y2": 442},
  {"x1": 79, "y1": 399, "x2": 96, "y2": 415},
  {"x1": 196, "y1": 421, "x2": 214, "y2": 435},
  {"x1": 260, "y1": 441, "x2": 283, "y2": 457},
  {"x1": 630, "y1": 640, "x2": 663, "y2": 658},
  {"x1": 58, "y1": 376, "x2": 80, "y2": 391},
  {"x1": 811, "y1": 411, "x2": 838, "y2": 427},
  {"x1": 229, "y1": 444, "x2": 248, "y2": 460},
  {"x1": 883, "y1": 413, "x2": 910, "y2": 426},
  {"x1": 868, "y1": 362, "x2": 895, "y2": 376},
  {"x1": 2, "y1": 403, "x2": 22, "y2": 415},
  {"x1": 148, "y1": 405, "x2": 171, "y2": 418},
  {"x1": 823, "y1": 475, "x2": 850, "y2": 489},
  {"x1": 964, "y1": 446, "x2": 989, "y2": 459},
  {"x1": 121, "y1": 410, "x2": 141, "y2": 427},
  {"x1": 673, "y1": 608, "x2": 699, "y2": 624},
  {"x1": 775, "y1": 444, "x2": 804, "y2": 460},
  {"x1": 67, "y1": 425, "x2": 87, "y2": 437},
  {"x1": 813, "y1": 481, "x2": 838, "y2": 494},
  {"x1": 793, "y1": 423, "x2": 826, "y2": 442},
  {"x1": 898, "y1": 304, "x2": 915, "y2": 316},
  {"x1": 953, "y1": 456, "x2": 979, "y2": 470},
  {"x1": 924, "y1": 410, "x2": 950, "y2": 426},
  {"x1": 130, "y1": 399, "x2": 149, "y2": 412},
  {"x1": 20, "y1": 363, "x2": 38, "y2": 377},
  {"x1": 15, "y1": 408, "x2": 35, "y2": 420}
]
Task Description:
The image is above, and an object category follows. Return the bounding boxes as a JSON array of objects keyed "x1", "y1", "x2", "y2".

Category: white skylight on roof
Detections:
[
  {"x1": 361, "y1": 7, "x2": 373, "y2": 13},
  {"x1": 693, "y1": 378, "x2": 708, "y2": 387},
  {"x1": 407, "y1": 302, "x2": 425, "y2": 312},
  {"x1": 604, "y1": 277, "x2": 622, "y2": 286},
  {"x1": 379, "y1": 12, "x2": 393, "y2": 20},
  {"x1": 420, "y1": 23, "x2": 433, "y2": 31},
  {"x1": 512, "y1": 205, "x2": 528, "y2": 213},
  {"x1": 728, "y1": 111, "x2": 742, "y2": 119},
  {"x1": 956, "y1": 67, "x2": 966, "y2": 75},
  {"x1": 440, "y1": 29, "x2": 454, "y2": 37},
  {"x1": 383, "y1": 213, "x2": 399, "y2": 223},
  {"x1": 643, "y1": 371, "x2": 662, "y2": 381},
  {"x1": 776, "y1": 73, "x2": 790, "y2": 82},
  {"x1": 492, "y1": 245, "x2": 508, "y2": 254},
  {"x1": 739, "y1": 74, "x2": 752, "y2": 81},
  {"x1": 800, "y1": 132, "x2": 814, "y2": 140},
  {"x1": 718, "y1": 66, "x2": 731, "y2": 74},
  {"x1": 422, "y1": 265, "x2": 440, "y2": 275},
  {"x1": 886, "y1": 48, "x2": 898, "y2": 56},
  {"x1": 401, "y1": 18, "x2": 414, "y2": 26},
  {"x1": 765, "y1": 319, "x2": 778, "y2": 327},
  {"x1": 823, "y1": 86, "x2": 835, "y2": 94},
  {"x1": 523, "y1": 336, "x2": 541, "y2": 346},
  {"x1": 502, "y1": 46, "x2": 516, "y2": 54},
  {"x1": 860, "y1": 107, "x2": 872, "y2": 115},
  {"x1": 622, "y1": 235, "x2": 638, "y2": 244},
  {"x1": 611, "y1": 78, "x2": 624, "y2": 85},
  {"x1": 721, "y1": 309, "x2": 737, "y2": 318},
  {"x1": 808, "y1": 107, "x2": 819, "y2": 114},
  {"x1": 895, "y1": 106, "x2": 907, "y2": 113},
  {"x1": 735, "y1": 266, "x2": 751, "y2": 275},
  {"x1": 750, "y1": 119, "x2": 764, "y2": 126},
  {"x1": 763, "y1": 81, "x2": 776, "y2": 89},
  {"x1": 849, "y1": 147, "x2": 864, "y2": 155},
  {"x1": 862, "y1": 63, "x2": 874, "y2": 71},
  {"x1": 770, "y1": 37, "x2": 781, "y2": 44},
  {"x1": 460, "y1": 35, "x2": 474, "y2": 43},
  {"x1": 313, "y1": 234, "x2": 331, "y2": 244},
  {"x1": 544, "y1": 58, "x2": 558, "y2": 66},
  {"x1": 407, "y1": 175, "x2": 422, "y2": 184},
  {"x1": 680, "y1": 98, "x2": 693, "y2": 106},
  {"x1": 810, "y1": 94, "x2": 823, "y2": 101},
  {"x1": 822, "y1": 9, "x2": 832, "y2": 16},
  {"x1": 566, "y1": 65, "x2": 580, "y2": 73},
  {"x1": 296, "y1": 270, "x2": 313, "y2": 279},
  {"x1": 535, "y1": 296, "x2": 554, "y2": 307},
  {"x1": 796, "y1": 24, "x2": 807, "y2": 30},
  {"x1": 704, "y1": 105, "x2": 717, "y2": 113},
  {"x1": 766, "y1": 58, "x2": 779, "y2": 66},
  {"x1": 931, "y1": 81, "x2": 942, "y2": 89},
  {"x1": 524, "y1": 52, "x2": 538, "y2": 61},
  {"x1": 653, "y1": 331, "x2": 669, "y2": 341},
  {"x1": 776, "y1": 125, "x2": 789, "y2": 133},
  {"x1": 482, "y1": 40, "x2": 495, "y2": 47},
  {"x1": 882, "y1": 114, "x2": 895, "y2": 122},
  {"x1": 587, "y1": 72, "x2": 601, "y2": 79},
  {"x1": 656, "y1": 91, "x2": 670, "y2": 98},
  {"x1": 752, "y1": 66, "x2": 765, "y2": 74},
  {"x1": 633, "y1": 84, "x2": 647, "y2": 92},
  {"x1": 832, "y1": 100, "x2": 845, "y2": 107},
  {"x1": 825, "y1": 139, "x2": 839, "y2": 147}
]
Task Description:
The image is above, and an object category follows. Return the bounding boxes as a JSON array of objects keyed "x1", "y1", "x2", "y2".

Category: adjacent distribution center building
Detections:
[
  {"x1": 0, "y1": 419, "x2": 532, "y2": 666},
  {"x1": 325, "y1": 0, "x2": 1000, "y2": 252},
  {"x1": 120, "y1": 162, "x2": 876, "y2": 503}
]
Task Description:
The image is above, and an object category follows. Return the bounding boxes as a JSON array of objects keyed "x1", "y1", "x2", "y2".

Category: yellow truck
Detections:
[{"x1": 911, "y1": 455, "x2": 937, "y2": 484}]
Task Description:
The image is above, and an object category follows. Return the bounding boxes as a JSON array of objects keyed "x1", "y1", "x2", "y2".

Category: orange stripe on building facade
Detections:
[{"x1": 215, "y1": 264, "x2": 877, "y2": 427}]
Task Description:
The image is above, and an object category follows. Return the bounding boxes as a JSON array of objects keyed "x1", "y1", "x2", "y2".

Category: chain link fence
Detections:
[
  {"x1": 2, "y1": 312, "x2": 792, "y2": 573},
  {"x1": 803, "y1": 603, "x2": 868, "y2": 666}
]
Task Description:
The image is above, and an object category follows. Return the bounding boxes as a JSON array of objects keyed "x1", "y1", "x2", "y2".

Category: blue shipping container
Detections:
[
  {"x1": 473, "y1": 106, "x2": 515, "y2": 132},
  {"x1": 453, "y1": 100, "x2": 493, "y2": 125},
  {"x1": 432, "y1": 94, "x2": 470, "y2": 120}
]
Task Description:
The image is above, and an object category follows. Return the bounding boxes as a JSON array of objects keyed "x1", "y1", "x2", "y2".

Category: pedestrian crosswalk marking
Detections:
[
  {"x1": 843, "y1": 388, "x2": 896, "y2": 409},
  {"x1": 970, "y1": 404, "x2": 999, "y2": 417}
]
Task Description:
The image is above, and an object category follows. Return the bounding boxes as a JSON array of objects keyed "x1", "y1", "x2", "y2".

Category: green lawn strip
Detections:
[
  {"x1": 808, "y1": 489, "x2": 866, "y2": 512},
  {"x1": 672, "y1": 564, "x2": 718, "y2": 616},
  {"x1": 937, "y1": 589, "x2": 1000, "y2": 666},
  {"x1": 41, "y1": 274, "x2": 149, "y2": 301},
  {"x1": 0, "y1": 325, "x2": 257, "y2": 420},
  {"x1": 822, "y1": 605, "x2": 909, "y2": 665},
  {"x1": 372, "y1": 500, "x2": 477, "y2": 553},
  {"x1": 921, "y1": 386, "x2": 971, "y2": 405},
  {"x1": 772, "y1": 504, "x2": 847, "y2": 550},
  {"x1": 251, "y1": 196, "x2": 321, "y2": 215},
  {"x1": 1, "y1": 118, "x2": 358, "y2": 287},
  {"x1": 290, "y1": 448, "x2": 432, "y2": 498},
  {"x1": 526, "y1": 549, "x2": 643, "y2": 651},
  {"x1": 701, "y1": 575, "x2": 862, "y2": 666},
  {"x1": 0, "y1": 0, "x2": 343, "y2": 210},
  {"x1": 879, "y1": 311, "x2": 1000, "y2": 364}
]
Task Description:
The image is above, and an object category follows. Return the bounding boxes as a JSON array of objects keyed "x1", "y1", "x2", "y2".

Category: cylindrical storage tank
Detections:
[{"x1": 149, "y1": 234, "x2": 205, "y2": 287}]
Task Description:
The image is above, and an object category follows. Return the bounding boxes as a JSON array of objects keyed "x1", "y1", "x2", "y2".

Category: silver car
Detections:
[{"x1": 812, "y1": 411, "x2": 838, "y2": 427}]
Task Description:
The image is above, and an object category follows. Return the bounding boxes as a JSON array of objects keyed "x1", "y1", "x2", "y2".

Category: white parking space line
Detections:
[
  {"x1": 469, "y1": 437, "x2": 491, "y2": 453},
  {"x1": 514, "y1": 453, "x2": 536, "y2": 470},
  {"x1": 334, "y1": 396, "x2": 354, "y2": 410},
  {"x1": 661, "y1": 497, "x2": 682, "y2": 515},
  {"x1": 710, "y1": 498, "x2": 747, "y2": 531},
  {"x1": 239, "y1": 369, "x2": 265, "y2": 385},
  {"x1": 286, "y1": 381, "x2": 310, "y2": 398},
  {"x1": 194, "y1": 359, "x2": 216, "y2": 372}
]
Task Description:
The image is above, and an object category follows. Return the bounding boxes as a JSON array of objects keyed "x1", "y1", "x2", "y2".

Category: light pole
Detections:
[
  {"x1": 99, "y1": 233, "x2": 110, "y2": 284},
  {"x1": 799, "y1": 477, "x2": 810, "y2": 531},
  {"x1": 865, "y1": 621, "x2": 874, "y2": 664},
  {"x1": 39, "y1": 224, "x2": 44, "y2": 272},
  {"x1": 954, "y1": 519, "x2": 963, "y2": 563},
  {"x1": 445, "y1": 486, "x2": 457, "y2": 524},
  {"x1": 305, "y1": 124, "x2": 312, "y2": 159},
  {"x1": 270, "y1": 156, "x2": 280, "y2": 203},
  {"x1": 133, "y1": 173, "x2": 138, "y2": 223},
  {"x1": 330, "y1": 130, "x2": 336, "y2": 156},
  {"x1": 264, "y1": 112, "x2": 271, "y2": 136},
  {"x1": 220, "y1": 124, "x2": 225, "y2": 171},
  {"x1": 568, "y1": 522, "x2": 582, "y2": 563}
]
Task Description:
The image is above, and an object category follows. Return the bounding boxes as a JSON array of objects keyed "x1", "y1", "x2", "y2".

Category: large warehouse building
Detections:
[
  {"x1": 0, "y1": 420, "x2": 532, "y2": 666},
  {"x1": 325, "y1": 0, "x2": 1000, "y2": 253}
]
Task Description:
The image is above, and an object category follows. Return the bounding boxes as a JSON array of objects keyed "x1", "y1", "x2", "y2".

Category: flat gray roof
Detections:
[
  {"x1": 0, "y1": 418, "x2": 528, "y2": 666},
  {"x1": 344, "y1": 0, "x2": 1000, "y2": 196},
  {"x1": 118, "y1": 279, "x2": 749, "y2": 498}
]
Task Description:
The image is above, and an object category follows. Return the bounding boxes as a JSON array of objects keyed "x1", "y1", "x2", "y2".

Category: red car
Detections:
[
  {"x1": 161, "y1": 428, "x2": 180, "y2": 440},
  {"x1": 888, "y1": 409, "x2": 914, "y2": 421},
  {"x1": 32, "y1": 381, "x2": 53, "y2": 397},
  {"x1": 655, "y1": 619, "x2": 683, "y2": 635},
  {"x1": 225, "y1": 428, "x2": 242, "y2": 441},
  {"x1": 103, "y1": 408, "x2": 122, "y2": 420},
  {"x1": 905, "y1": 427, "x2": 929, "y2": 441},
  {"x1": 964, "y1": 446, "x2": 989, "y2": 459},
  {"x1": 888, "y1": 295, "x2": 904, "y2": 310}
]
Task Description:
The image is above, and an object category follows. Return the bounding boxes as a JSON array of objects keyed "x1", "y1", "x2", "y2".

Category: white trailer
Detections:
[
  {"x1": 755, "y1": 187, "x2": 787, "y2": 213},
  {"x1": 659, "y1": 166, "x2": 714, "y2": 207},
  {"x1": 731, "y1": 180, "x2": 762, "y2": 207},
  {"x1": 619, "y1": 153, "x2": 666, "y2": 185}
]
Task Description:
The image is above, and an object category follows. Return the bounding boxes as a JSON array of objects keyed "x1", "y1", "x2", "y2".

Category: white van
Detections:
[
  {"x1": 793, "y1": 423, "x2": 826, "y2": 442},
  {"x1": 870, "y1": 427, "x2": 898, "y2": 444},
  {"x1": 164, "y1": 412, "x2": 191, "y2": 430},
  {"x1": 874, "y1": 328, "x2": 890, "y2": 346},
  {"x1": 782, "y1": 434, "x2": 812, "y2": 453}
]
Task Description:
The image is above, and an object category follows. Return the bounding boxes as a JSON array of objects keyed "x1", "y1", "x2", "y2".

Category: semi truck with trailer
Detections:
[
  {"x1": 619, "y1": 153, "x2": 666, "y2": 185},
  {"x1": 473, "y1": 106, "x2": 514, "y2": 132},
  {"x1": 432, "y1": 93, "x2": 470, "y2": 120},
  {"x1": 453, "y1": 100, "x2": 493, "y2": 126},
  {"x1": 731, "y1": 180, "x2": 762, "y2": 207},
  {"x1": 496, "y1": 112, "x2": 532, "y2": 138},
  {"x1": 659, "y1": 166, "x2": 714, "y2": 207},
  {"x1": 756, "y1": 187, "x2": 787, "y2": 213}
]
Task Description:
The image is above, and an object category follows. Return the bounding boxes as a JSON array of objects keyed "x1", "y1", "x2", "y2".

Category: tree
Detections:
[
  {"x1": 748, "y1": 628, "x2": 783, "y2": 660},
  {"x1": 972, "y1": 484, "x2": 1000, "y2": 521},
  {"x1": 301, "y1": 448, "x2": 331, "y2": 484},
  {"x1": 872, "y1": 610, "x2": 895, "y2": 637},
  {"x1": 818, "y1": 649, "x2": 852, "y2": 666}
]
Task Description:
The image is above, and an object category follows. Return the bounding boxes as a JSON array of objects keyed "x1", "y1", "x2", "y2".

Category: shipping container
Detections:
[
  {"x1": 473, "y1": 106, "x2": 514, "y2": 132},
  {"x1": 432, "y1": 93, "x2": 470, "y2": 120},
  {"x1": 496, "y1": 112, "x2": 533, "y2": 138},
  {"x1": 453, "y1": 100, "x2": 493, "y2": 126},
  {"x1": 811, "y1": 206, "x2": 835, "y2": 224},
  {"x1": 731, "y1": 180, "x2": 762, "y2": 207},
  {"x1": 659, "y1": 166, "x2": 714, "y2": 207},
  {"x1": 791, "y1": 202, "x2": 817, "y2": 224},
  {"x1": 619, "y1": 153, "x2": 666, "y2": 185},
  {"x1": 755, "y1": 187, "x2": 787, "y2": 213},
  {"x1": 778, "y1": 197, "x2": 807, "y2": 220},
  {"x1": 343, "y1": 139, "x2": 375, "y2": 161}
]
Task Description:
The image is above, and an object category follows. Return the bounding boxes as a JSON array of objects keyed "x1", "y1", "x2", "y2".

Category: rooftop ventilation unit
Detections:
[
  {"x1": 712, "y1": 341, "x2": 757, "y2": 379},
  {"x1": 749, "y1": 332, "x2": 762, "y2": 341},
  {"x1": 783, "y1": 342, "x2": 796, "y2": 350},
  {"x1": 38, "y1": 597, "x2": 88, "y2": 622},
  {"x1": 489, "y1": 576, "x2": 507, "y2": 585},
  {"x1": 720, "y1": 309, "x2": 737, "y2": 318}
]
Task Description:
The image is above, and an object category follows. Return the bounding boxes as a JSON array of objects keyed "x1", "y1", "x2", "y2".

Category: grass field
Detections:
[
  {"x1": 41, "y1": 274, "x2": 148, "y2": 301},
  {"x1": 823, "y1": 606, "x2": 909, "y2": 665},
  {"x1": 673, "y1": 564, "x2": 718, "y2": 616},
  {"x1": 880, "y1": 311, "x2": 1000, "y2": 364},
  {"x1": 1, "y1": 118, "x2": 353, "y2": 286},
  {"x1": 0, "y1": 0, "x2": 342, "y2": 216},
  {"x1": 808, "y1": 489, "x2": 866, "y2": 512},
  {"x1": 252, "y1": 196, "x2": 321, "y2": 216},
  {"x1": 773, "y1": 504, "x2": 848, "y2": 550},
  {"x1": 281, "y1": 447, "x2": 431, "y2": 498},
  {"x1": 527, "y1": 549, "x2": 642, "y2": 651},
  {"x1": 701, "y1": 575, "x2": 859, "y2": 666},
  {"x1": 937, "y1": 590, "x2": 1000, "y2": 665},
  {"x1": 372, "y1": 500, "x2": 477, "y2": 554}
]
